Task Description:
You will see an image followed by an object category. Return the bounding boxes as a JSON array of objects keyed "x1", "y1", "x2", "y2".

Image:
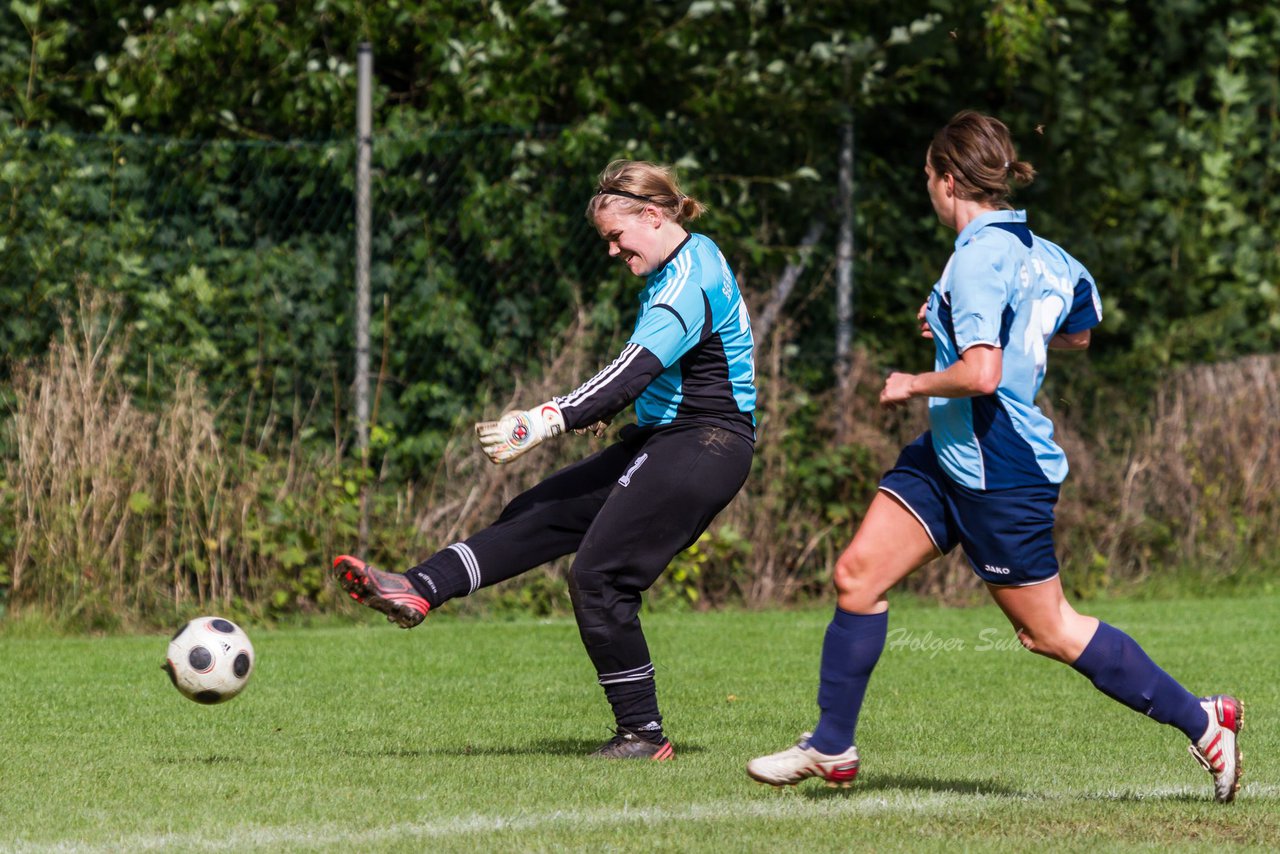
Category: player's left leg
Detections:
[
  {"x1": 403, "y1": 438, "x2": 638, "y2": 607},
  {"x1": 987, "y1": 577, "x2": 1243, "y2": 802},
  {"x1": 569, "y1": 425, "x2": 753, "y2": 759},
  {"x1": 747, "y1": 432, "x2": 951, "y2": 787},
  {"x1": 335, "y1": 438, "x2": 639, "y2": 626},
  {"x1": 984, "y1": 575, "x2": 1097, "y2": 663}
]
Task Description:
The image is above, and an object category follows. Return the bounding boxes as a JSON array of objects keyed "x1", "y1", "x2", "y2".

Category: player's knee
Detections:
[
  {"x1": 1014, "y1": 627, "x2": 1040, "y2": 654},
  {"x1": 570, "y1": 566, "x2": 606, "y2": 605},
  {"x1": 832, "y1": 551, "x2": 883, "y2": 611},
  {"x1": 570, "y1": 565, "x2": 650, "y2": 616},
  {"x1": 1014, "y1": 625, "x2": 1073, "y2": 662},
  {"x1": 578, "y1": 618, "x2": 612, "y2": 649}
]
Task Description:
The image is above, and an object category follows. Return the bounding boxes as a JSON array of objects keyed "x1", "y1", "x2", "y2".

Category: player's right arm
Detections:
[
  {"x1": 557, "y1": 253, "x2": 711, "y2": 427},
  {"x1": 476, "y1": 254, "x2": 709, "y2": 464},
  {"x1": 554, "y1": 343, "x2": 667, "y2": 429},
  {"x1": 1052, "y1": 270, "x2": 1102, "y2": 349},
  {"x1": 474, "y1": 343, "x2": 666, "y2": 464},
  {"x1": 917, "y1": 299, "x2": 933, "y2": 339}
]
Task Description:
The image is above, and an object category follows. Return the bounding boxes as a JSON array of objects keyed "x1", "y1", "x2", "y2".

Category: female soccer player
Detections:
[
  {"x1": 746, "y1": 111, "x2": 1243, "y2": 802},
  {"x1": 335, "y1": 160, "x2": 756, "y2": 761}
]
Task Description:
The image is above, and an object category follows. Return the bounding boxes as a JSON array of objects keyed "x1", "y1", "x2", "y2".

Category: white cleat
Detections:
[
  {"x1": 1188, "y1": 695, "x2": 1244, "y2": 803},
  {"x1": 746, "y1": 733, "x2": 860, "y2": 788}
]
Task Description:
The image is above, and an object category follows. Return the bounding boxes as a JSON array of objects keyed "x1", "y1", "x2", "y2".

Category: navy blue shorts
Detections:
[{"x1": 878, "y1": 433, "x2": 1061, "y2": 586}]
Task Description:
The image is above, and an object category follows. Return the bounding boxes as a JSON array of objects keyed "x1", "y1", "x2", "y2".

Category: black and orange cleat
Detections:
[
  {"x1": 589, "y1": 727, "x2": 675, "y2": 761},
  {"x1": 333, "y1": 555, "x2": 430, "y2": 629}
]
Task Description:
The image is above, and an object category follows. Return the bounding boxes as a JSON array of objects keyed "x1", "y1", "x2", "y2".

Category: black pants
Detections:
[{"x1": 409, "y1": 422, "x2": 753, "y2": 693}]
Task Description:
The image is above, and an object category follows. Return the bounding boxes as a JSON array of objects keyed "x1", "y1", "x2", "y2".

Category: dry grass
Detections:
[
  {"x1": 5, "y1": 294, "x2": 1275, "y2": 628},
  {"x1": 1104, "y1": 355, "x2": 1280, "y2": 582},
  {"x1": 3, "y1": 294, "x2": 363, "y2": 628},
  {"x1": 361, "y1": 321, "x2": 1280, "y2": 611},
  {"x1": 5, "y1": 298, "x2": 200, "y2": 621}
]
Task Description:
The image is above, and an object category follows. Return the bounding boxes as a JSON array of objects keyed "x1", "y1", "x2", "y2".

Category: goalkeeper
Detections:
[{"x1": 334, "y1": 160, "x2": 756, "y2": 761}]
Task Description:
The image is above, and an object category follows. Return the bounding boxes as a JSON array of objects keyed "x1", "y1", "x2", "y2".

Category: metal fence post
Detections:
[
  {"x1": 835, "y1": 114, "x2": 855, "y2": 369},
  {"x1": 834, "y1": 113, "x2": 856, "y2": 443},
  {"x1": 355, "y1": 43, "x2": 373, "y2": 551}
]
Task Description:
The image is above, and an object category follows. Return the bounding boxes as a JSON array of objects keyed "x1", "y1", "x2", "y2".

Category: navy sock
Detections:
[
  {"x1": 809, "y1": 608, "x2": 888, "y2": 755},
  {"x1": 1071, "y1": 621, "x2": 1207, "y2": 740}
]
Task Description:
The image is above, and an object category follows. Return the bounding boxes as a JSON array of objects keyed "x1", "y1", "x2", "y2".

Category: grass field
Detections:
[{"x1": 1, "y1": 594, "x2": 1277, "y2": 852}]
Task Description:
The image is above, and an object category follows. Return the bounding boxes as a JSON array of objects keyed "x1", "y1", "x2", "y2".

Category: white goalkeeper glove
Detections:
[{"x1": 475, "y1": 400, "x2": 566, "y2": 464}]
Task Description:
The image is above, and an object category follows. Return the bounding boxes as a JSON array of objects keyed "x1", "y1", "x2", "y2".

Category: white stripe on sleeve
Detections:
[{"x1": 558, "y1": 343, "x2": 643, "y2": 409}]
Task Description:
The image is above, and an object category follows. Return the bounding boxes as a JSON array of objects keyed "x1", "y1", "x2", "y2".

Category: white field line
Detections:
[
  {"x1": 1082, "y1": 782, "x2": 1280, "y2": 800},
  {"x1": 8, "y1": 784, "x2": 1279, "y2": 854},
  {"x1": 0, "y1": 792, "x2": 986, "y2": 854}
]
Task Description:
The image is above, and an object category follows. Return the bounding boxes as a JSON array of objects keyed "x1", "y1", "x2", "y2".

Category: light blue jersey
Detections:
[{"x1": 923, "y1": 210, "x2": 1102, "y2": 489}]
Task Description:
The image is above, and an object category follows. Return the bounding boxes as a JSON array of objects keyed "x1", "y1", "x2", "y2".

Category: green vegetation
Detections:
[
  {"x1": 4, "y1": 301, "x2": 1278, "y2": 627},
  {"x1": 2, "y1": 2, "x2": 1279, "y2": 623},
  {"x1": 5, "y1": 1, "x2": 1276, "y2": 380},
  {"x1": 1, "y1": 597, "x2": 1276, "y2": 851}
]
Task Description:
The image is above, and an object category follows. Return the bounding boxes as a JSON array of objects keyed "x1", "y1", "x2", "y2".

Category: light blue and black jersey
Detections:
[
  {"x1": 555, "y1": 233, "x2": 757, "y2": 442},
  {"x1": 924, "y1": 209, "x2": 1102, "y2": 490}
]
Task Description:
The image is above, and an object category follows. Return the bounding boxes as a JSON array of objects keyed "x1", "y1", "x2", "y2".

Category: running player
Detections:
[
  {"x1": 746, "y1": 111, "x2": 1243, "y2": 802},
  {"x1": 335, "y1": 160, "x2": 756, "y2": 761}
]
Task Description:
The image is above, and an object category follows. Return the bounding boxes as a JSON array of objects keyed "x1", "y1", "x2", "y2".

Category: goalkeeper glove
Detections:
[{"x1": 475, "y1": 401, "x2": 565, "y2": 464}]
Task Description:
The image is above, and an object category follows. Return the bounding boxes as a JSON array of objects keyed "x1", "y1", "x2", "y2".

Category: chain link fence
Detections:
[
  {"x1": 2, "y1": 122, "x2": 887, "y2": 622},
  {"x1": 0, "y1": 125, "x2": 634, "y2": 473}
]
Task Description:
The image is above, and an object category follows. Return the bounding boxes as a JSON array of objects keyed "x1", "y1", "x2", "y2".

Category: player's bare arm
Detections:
[
  {"x1": 1049, "y1": 329, "x2": 1091, "y2": 350},
  {"x1": 879, "y1": 344, "x2": 1001, "y2": 407}
]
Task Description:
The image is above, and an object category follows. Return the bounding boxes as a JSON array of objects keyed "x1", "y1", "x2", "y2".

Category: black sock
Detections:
[
  {"x1": 603, "y1": 677, "x2": 664, "y2": 742},
  {"x1": 630, "y1": 720, "x2": 666, "y2": 744},
  {"x1": 403, "y1": 547, "x2": 471, "y2": 609}
]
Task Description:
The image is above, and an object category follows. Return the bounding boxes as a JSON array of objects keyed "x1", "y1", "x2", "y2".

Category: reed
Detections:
[{"x1": 5, "y1": 296, "x2": 1275, "y2": 628}]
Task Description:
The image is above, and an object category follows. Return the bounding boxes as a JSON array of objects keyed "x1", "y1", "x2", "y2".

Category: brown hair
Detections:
[
  {"x1": 928, "y1": 110, "x2": 1036, "y2": 208},
  {"x1": 585, "y1": 160, "x2": 706, "y2": 224}
]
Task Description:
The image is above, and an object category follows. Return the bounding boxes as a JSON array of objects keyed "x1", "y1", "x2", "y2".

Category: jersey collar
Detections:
[
  {"x1": 645, "y1": 232, "x2": 693, "y2": 289},
  {"x1": 955, "y1": 209, "x2": 1026, "y2": 250}
]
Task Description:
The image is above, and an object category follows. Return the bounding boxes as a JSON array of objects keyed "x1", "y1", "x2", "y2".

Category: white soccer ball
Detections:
[{"x1": 163, "y1": 616, "x2": 255, "y2": 704}]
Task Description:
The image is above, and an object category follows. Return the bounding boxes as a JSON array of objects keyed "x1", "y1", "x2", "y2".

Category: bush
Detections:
[
  {"x1": 0, "y1": 294, "x2": 416, "y2": 629},
  {"x1": 5, "y1": 296, "x2": 1277, "y2": 631}
]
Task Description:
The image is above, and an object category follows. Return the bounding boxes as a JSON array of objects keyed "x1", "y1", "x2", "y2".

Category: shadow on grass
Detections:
[
  {"x1": 154, "y1": 754, "x2": 247, "y2": 765},
  {"x1": 339, "y1": 739, "x2": 706, "y2": 759},
  {"x1": 1076, "y1": 789, "x2": 1206, "y2": 803},
  {"x1": 800, "y1": 774, "x2": 1026, "y2": 799}
]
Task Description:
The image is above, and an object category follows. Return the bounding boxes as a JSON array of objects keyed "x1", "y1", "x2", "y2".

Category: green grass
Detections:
[{"x1": 1, "y1": 595, "x2": 1277, "y2": 852}]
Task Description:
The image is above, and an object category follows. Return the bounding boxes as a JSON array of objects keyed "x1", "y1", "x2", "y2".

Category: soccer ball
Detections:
[{"x1": 163, "y1": 616, "x2": 255, "y2": 704}]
